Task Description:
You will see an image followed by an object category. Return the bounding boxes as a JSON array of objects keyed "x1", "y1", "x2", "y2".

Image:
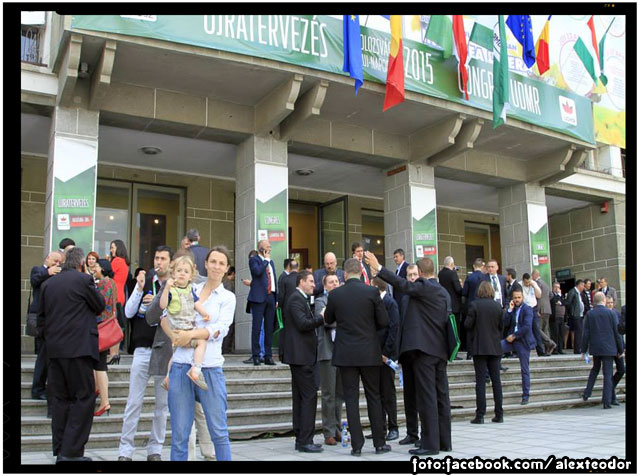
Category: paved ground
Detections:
[{"x1": 21, "y1": 404, "x2": 626, "y2": 464}]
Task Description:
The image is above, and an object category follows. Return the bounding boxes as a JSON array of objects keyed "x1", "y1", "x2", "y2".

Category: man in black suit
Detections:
[
  {"x1": 550, "y1": 282, "x2": 566, "y2": 354},
  {"x1": 324, "y1": 259, "x2": 390, "y2": 456},
  {"x1": 185, "y1": 228, "x2": 208, "y2": 278},
  {"x1": 37, "y1": 247, "x2": 105, "y2": 462},
  {"x1": 277, "y1": 259, "x2": 299, "y2": 311},
  {"x1": 30, "y1": 250, "x2": 63, "y2": 402},
  {"x1": 565, "y1": 280, "x2": 585, "y2": 353},
  {"x1": 438, "y1": 256, "x2": 463, "y2": 358},
  {"x1": 390, "y1": 248, "x2": 409, "y2": 312},
  {"x1": 483, "y1": 259, "x2": 508, "y2": 309},
  {"x1": 504, "y1": 268, "x2": 518, "y2": 304},
  {"x1": 581, "y1": 292, "x2": 624, "y2": 408},
  {"x1": 351, "y1": 242, "x2": 373, "y2": 285},
  {"x1": 366, "y1": 252, "x2": 452, "y2": 456},
  {"x1": 606, "y1": 297, "x2": 625, "y2": 405},
  {"x1": 281, "y1": 270, "x2": 325, "y2": 453}
]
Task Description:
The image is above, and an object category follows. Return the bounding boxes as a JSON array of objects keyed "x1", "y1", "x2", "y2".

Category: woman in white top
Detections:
[{"x1": 163, "y1": 245, "x2": 236, "y2": 461}]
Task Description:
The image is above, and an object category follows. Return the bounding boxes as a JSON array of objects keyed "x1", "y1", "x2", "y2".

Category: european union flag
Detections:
[
  {"x1": 506, "y1": 15, "x2": 536, "y2": 68},
  {"x1": 343, "y1": 15, "x2": 363, "y2": 95}
]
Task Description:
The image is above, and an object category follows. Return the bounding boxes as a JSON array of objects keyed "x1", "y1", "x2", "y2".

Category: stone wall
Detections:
[{"x1": 549, "y1": 199, "x2": 625, "y2": 307}]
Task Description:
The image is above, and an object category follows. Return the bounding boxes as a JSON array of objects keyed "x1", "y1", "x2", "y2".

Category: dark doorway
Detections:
[{"x1": 139, "y1": 213, "x2": 166, "y2": 271}]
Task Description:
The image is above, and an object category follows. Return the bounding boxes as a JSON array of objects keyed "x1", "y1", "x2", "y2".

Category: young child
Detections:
[{"x1": 160, "y1": 255, "x2": 210, "y2": 391}]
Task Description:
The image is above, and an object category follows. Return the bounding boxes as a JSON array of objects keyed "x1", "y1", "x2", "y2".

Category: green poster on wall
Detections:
[
  {"x1": 50, "y1": 137, "x2": 97, "y2": 254},
  {"x1": 255, "y1": 163, "x2": 288, "y2": 348},
  {"x1": 411, "y1": 187, "x2": 438, "y2": 269},
  {"x1": 528, "y1": 204, "x2": 552, "y2": 286}
]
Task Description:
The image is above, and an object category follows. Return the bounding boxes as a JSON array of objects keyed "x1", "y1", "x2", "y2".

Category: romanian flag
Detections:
[
  {"x1": 452, "y1": 15, "x2": 469, "y2": 100},
  {"x1": 535, "y1": 15, "x2": 551, "y2": 75},
  {"x1": 383, "y1": 15, "x2": 405, "y2": 111}
]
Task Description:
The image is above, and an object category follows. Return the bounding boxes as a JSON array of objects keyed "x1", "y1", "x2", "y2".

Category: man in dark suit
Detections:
[
  {"x1": 366, "y1": 252, "x2": 452, "y2": 457},
  {"x1": 186, "y1": 228, "x2": 208, "y2": 278},
  {"x1": 438, "y1": 256, "x2": 462, "y2": 358},
  {"x1": 390, "y1": 248, "x2": 409, "y2": 311},
  {"x1": 504, "y1": 268, "x2": 517, "y2": 304},
  {"x1": 30, "y1": 250, "x2": 63, "y2": 402},
  {"x1": 248, "y1": 239, "x2": 278, "y2": 365},
  {"x1": 281, "y1": 270, "x2": 325, "y2": 453},
  {"x1": 550, "y1": 282, "x2": 566, "y2": 354},
  {"x1": 351, "y1": 242, "x2": 373, "y2": 285},
  {"x1": 278, "y1": 258, "x2": 292, "y2": 294},
  {"x1": 606, "y1": 297, "x2": 625, "y2": 405},
  {"x1": 371, "y1": 277, "x2": 400, "y2": 441},
  {"x1": 581, "y1": 292, "x2": 624, "y2": 408},
  {"x1": 324, "y1": 258, "x2": 390, "y2": 456},
  {"x1": 462, "y1": 258, "x2": 486, "y2": 357},
  {"x1": 501, "y1": 287, "x2": 536, "y2": 405},
  {"x1": 313, "y1": 252, "x2": 346, "y2": 297},
  {"x1": 565, "y1": 280, "x2": 585, "y2": 353},
  {"x1": 582, "y1": 279, "x2": 594, "y2": 314},
  {"x1": 277, "y1": 259, "x2": 299, "y2": 311},
  {"x1": 483, "y1": 259, "x2": 508, "y2": 309},
  {"x1": 37, "y1": 247, "x2": 105, "y2": 462},
  {"x1": 598, "y1": 277, "x2": 618, "y2": 306}
]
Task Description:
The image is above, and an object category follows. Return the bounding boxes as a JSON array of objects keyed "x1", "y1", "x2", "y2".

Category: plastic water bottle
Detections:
[
  {"x1": 341, "y1": 422, "x2": 350, "y2": 448},
  {"x1": 385, "y1": 358, "x2": 399, "y2": 371},
  {"x1": 585, "y1": 353, "x2": 592, "y2": 365},
  {"x1": 138, "y1": 290, "x2": 153, "y2": 316},
  {"x1": 398, "y1": 368, "x2": 404, "y2": 387}
]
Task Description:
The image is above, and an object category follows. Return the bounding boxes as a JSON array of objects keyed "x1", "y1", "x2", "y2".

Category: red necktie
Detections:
[
  {"x1": 361, "y1": 261, "x2": 370, "y2": 285},
  {"x1": 266, "y1": 262, "x2": 272, "y2": 293}
]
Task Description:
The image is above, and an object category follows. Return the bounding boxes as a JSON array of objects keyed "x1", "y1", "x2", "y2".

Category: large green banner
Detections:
[
  {"x1": 527, "y1": 204, "x2": 552, "y2": 286},
  {"x1": 411, "y1": 187, "x2": 438, "y2": 269},
  {"x1": 50, "y1": 136, "x2": 97, "y2": 254},
  {"x1": 70, "y1": 15, "x2": 594, "y2": 144}
]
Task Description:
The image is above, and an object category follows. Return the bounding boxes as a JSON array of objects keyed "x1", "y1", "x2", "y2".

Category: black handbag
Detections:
[
  {"x1": 443, "y1": 292, "x2": 461, "y2": 362},
  {"x1": 25, "y1": 288, "x2": 38, "y2": 337}
]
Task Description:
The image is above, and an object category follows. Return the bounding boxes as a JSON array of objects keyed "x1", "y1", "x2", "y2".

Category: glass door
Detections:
[
  {"x1": 95, "y1": 180, "x2": 132, "y2": 260},
  {"x1": 318, "y1": 196, "x2": 349, "y2": 267}
]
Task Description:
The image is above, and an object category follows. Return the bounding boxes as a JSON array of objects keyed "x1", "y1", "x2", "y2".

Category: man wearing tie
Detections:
[
  {"x1": 391, "y1": 249, "x2": 409, "y2": 313},
  {"x1": 484, "y1": 260, "x2": 508, "y2": 309},
  {"x1": 248, "y1": 240, "x2": 278, "y2": 366},
  {"x1": 565, "y1": 280, "x2": 585, "y2": 353},
  {"x1": 351, "y1": 242, "x2": 373, "y2": 285}
]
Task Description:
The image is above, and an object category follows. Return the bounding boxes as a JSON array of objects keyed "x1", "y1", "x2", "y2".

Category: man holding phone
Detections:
[
  {"x1": 248, "y1": 240, "x2": 278, "y2": 366},
  {"x1": 352, "y1": 242, "x2": 373, "y2": 285}
]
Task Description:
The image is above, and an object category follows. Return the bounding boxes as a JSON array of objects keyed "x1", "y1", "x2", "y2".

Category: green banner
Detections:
[
  {"x1": 70, "y1": 15, "x2": 594, "y2": 144},
  {"x1": 528, "y1": 204, "x2": 552, "y2": 286},
  {"x1": 413, "y1": 209, "x2": 438, "y2": 270}
]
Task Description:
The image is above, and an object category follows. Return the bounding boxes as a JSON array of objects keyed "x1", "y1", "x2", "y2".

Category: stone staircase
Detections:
[{"x1": 20, "y1": 353, "x2": 625, "y2": 452}]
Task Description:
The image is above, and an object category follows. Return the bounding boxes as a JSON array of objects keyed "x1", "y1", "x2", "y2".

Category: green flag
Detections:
[
  {"x1": 425, "y1": 15, "x2": 453, "y2": 58},
  {"x1": 469, "y1": 21, "x2": 493, "y2": 50},
  {"x1": 492, "y1": 15, "x2": 509, "y2": 128},
  {"x1": 573, "y1": 37, "x2": 598, "y2": 85},
  {"x1": 597, "y1": 18, "x2": 615, "y2": 86}
]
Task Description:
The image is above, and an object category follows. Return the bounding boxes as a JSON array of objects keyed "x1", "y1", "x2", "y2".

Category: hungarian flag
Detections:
[
  {"x1": 424, "y1": 15, "x2": 453, "y2": 58},
  {"x1": 598, "y1": 17, "x2": 616, "y2": 86},
  {"x1": 493, "y1": 15, "x2": 509, "y2": 128},
  {"x1": 383, "y1": 15, "x2": 405, "y2": 111},
  {"x1": 535, "y1": 15, "x2": 551, "y2": 75},
  {"x1": 574, "y1": 15, "x2": 613, "y2": 89},
  {"x1": 452, "y1": 15, "x2": 469, "y2": 100}
]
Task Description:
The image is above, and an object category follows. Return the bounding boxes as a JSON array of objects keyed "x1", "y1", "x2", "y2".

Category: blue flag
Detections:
[
  {"x1": 343, "y1": 15, "x2": 363, "y2": 95},
  {"x1": 506, "y1": 15, "x2": 536, "y2": 68}
]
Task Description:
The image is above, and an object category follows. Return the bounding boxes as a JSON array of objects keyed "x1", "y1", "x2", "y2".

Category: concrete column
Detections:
[
  {"x1": 498, "y1": 182, "x2": 550, "y2": 281},
  {"x1": 597, "y1": 145, "x2": 624, "y2": 178},
  {"x1": 383, "y1": 163, "x2": 437, "y2": 269},
  {"x1": 234, "y1": 135, "x2": 288, "y2": 353},
  {"x1": 44, "y1": 106, "x2": 99, "y2": 254}
]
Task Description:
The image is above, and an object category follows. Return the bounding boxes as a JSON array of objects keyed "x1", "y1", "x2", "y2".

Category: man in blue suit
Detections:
[
  {"x1": 248, "y1": 240, "x2": 278, "y2": 366},
  {"x1": 581, "y1": 292, "x2": 624, "y2": 408},
  {"x1": 501, "y1": 287, "x2": 536, "y2": 405},
  {"x1": 483, "y1": 259, "x2": 508, "y2": 309},
  {"x1": 462, "y1": 258, "x2": 486, "y2": 357}
]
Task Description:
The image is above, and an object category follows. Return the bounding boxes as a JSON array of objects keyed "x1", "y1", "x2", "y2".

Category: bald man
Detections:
[
  {"x1": 248, "y1": 240, "x2": 278, "y2": 365},
  {"x1": 313, "y1": 252, "x2": 346, "y2": 297}
]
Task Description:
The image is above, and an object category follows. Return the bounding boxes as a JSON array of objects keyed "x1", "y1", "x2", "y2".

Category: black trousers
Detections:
[
  {"x1": 472, "y1": 355, "x2": 503, "y2": 418},
  {"x1": 290, "y1": 364, "x2": 318, "y2": 445},
  {"x1": 549, "y1": 317, "x2": 564, "y2": 353},
  {"x1": 32, "y1": 337, "x2": 49, "y2": 398},
  {"x1": 339, "y1": 366, "x2": 386, "y2": 450},
  {"x1": 379, "y1": 364, "x2": 398, "y2": 433},
  {"x1": 410, "y1": 352, "x2": 452, "y2": 452},
  {"x1": 399, "y1": 356, "x2": 420, "y2": 439},
  {"x1": 612, "y1": 355, "x2": 625, "y2": 399},
  {"x1": 48, "y1": 356, "x2": 96, "y2": 457},
  {"x1": 250, "y1": 294, "x2": 276, "y2": 359},
  {"x1": 569, "y1": 317, "x2": 583, "y2": 353},
  {"x1": 584, "y1": 356, "x2": 614, "y2": 405},
  {"x1": 531, "y1": 310, "x2": 545, "y2": 355}
]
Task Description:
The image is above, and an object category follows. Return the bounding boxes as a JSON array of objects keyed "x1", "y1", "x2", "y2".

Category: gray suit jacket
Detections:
[
  {"x1": 145, "y1": 280, "x2": 173, "y2": 377},
  {"x1": 314, "y1": 294, "x2": 336, "y2": 362},
  {"x1": 536, "y1": 278, "x2": 552, "y2": 315},
  {"x1": 601, "y1": 286, "x2": 618, "y2": 305}
]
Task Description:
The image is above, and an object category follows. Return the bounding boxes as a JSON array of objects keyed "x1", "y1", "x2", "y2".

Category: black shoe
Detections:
[
  {"x1": 365, "y1": 433, "x2": 373, "y2": 439},
  {"x1": 351, "y1": 448, "x2": 362, "y2": 456},
  {"x1": 386, "y1": 429, "x2": 399, "y2": 441},
  {"x1": 298, "y1": 443, "x2": 323, "y2": 453},
  {"x1": 264, "y1": 358, "x2": 276, "y2": 365},
  {"x1": 520, "y1": 398, "x2": 529, "y2": 405},
  {"x1": 582, "y1": 394, "x2": 589, "y2": 402},
  {"x1": 611, "y1": 398, "x2": 620, "y2": 406},
  {"x1": 32, "y1": 394, "x2": 47, "y2": 401},
  {"x1": 253, "y1": 357, "x2": 261, "y2": 366},
  {"x1": 375, "y1": 444, "x2": 391, "y2": 454},
  {"x1": 454, "y1": 356, "x2": 463, "y2": 360},
  {"x1": 260, "y1": 357, "x2": 265, "y2": 363},
  {"x1": 409, "y1": 448, "x2": 439, "y2": 456},
  {"x1": 492, "y1": 415, "x2": 504, "y2": 423},
  {"x1": 242, "y1": 358, "x2": 254, "y2": 364},
  {"x1": 557, "y1": 350, "x2": 564, "y2": 354},
  {"x1": 470, "y1": 416, "x2": 484, "y2": 424},
  {"x1": 440, "y1": 446, "x2": 453, "y2": 452},
  {"x1": 603, "y1": 403, "x2": 612, "y2": 409},
  {"x1": 56, "y1": 456, "x2": 92, "y2": 463},
  {"x1": 106, "y1": 354, "x2": 120, "y2": 365},
  {"x1": 398, "y1": 435, "x2": 419, "y2": 445}
]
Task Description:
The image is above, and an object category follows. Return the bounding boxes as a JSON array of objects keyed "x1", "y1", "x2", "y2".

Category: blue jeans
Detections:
[
  {"x1": 501, "y1": 340, "x2": 531, "y2": 399},
  {"x1": 168, "y1": 363, "x2": 232, "y2": 461}
]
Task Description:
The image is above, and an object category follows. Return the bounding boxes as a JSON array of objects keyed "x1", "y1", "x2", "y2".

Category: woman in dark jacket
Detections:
[{"x1": 465, "y1": 281, "x2": 504, "y2": 424}]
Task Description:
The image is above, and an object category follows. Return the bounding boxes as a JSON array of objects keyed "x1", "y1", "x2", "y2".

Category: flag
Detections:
[
  {"x1": 573, "y1": 36, "x2": 598, "y2": 85},
  {"x1": 493, "y1": 15, "x2": 509, "y2": 128},
  {"x1": 597, "y1": 18, "x2": 616, "y2": 86},
  {"x1": 383, "y1": 15, "x2": 405, "y2": 111},
  {"x1": 343, "y1": 15, "x2": 364, "y2": 95},
  {"x1": 452, "y1": 15, "x2": 469, "y2": 100},
  {"x1": 535, "y1": 15, "x2": 551, "y2": 75},
  {"x1": 424, "y1": 15, "x2": 453, "y2": 58},
  {"x1": 506, "y1": 15, "x2": 536, "y2": 68},
  {"x1": 469, "y1": 21, "x2": 493, "y2": 50},
  {"x1": 587, "y1": 15, "x2": 600, "y2": 65}
]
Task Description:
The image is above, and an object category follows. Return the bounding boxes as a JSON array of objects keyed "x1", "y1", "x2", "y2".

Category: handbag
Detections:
[
  {"x1": 273, "y1": 307, "x2": 284, "y2": 335},
  {"x1": 444, "y1": 292, "x2": 461, "y2": 362},
  {"x1": 98, "y1": 316, "x2": 124, "y2": 352},
  {"x1": 25, "y1": 288, "x2": 38, "y2": 337}
]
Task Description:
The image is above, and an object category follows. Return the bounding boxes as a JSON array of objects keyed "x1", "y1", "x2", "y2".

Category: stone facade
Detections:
[{"x1": 549, "y1": 199, "x2": 625, "y2": 307}]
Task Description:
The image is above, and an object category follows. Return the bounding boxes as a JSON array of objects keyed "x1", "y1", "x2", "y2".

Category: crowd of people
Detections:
[{"x1": 29, "y1": 232, "x2": 625, "y2": 462}]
